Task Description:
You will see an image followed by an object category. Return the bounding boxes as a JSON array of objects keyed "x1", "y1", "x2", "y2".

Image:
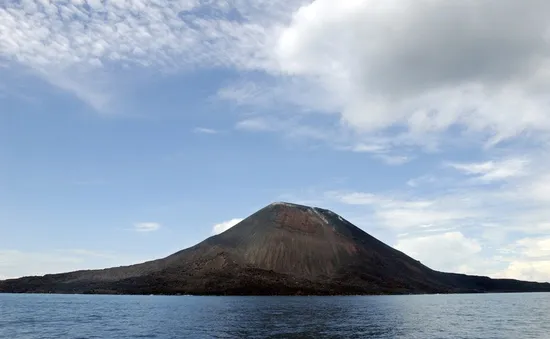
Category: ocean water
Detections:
[{"x1": 1, "y1": 293, "x2": 549, "y2": 338}]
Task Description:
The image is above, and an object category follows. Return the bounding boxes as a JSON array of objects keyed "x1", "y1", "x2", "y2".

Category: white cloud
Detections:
[
  {"x1": 134, "y1": 222, "x2": 161, "y2": 232},
  {"x1": 493, "y1": 236, "x2": 550, "y2": 281},
  {"x1": 267, "y1": 0, "x2": 550, "y2": 148},
  {"x1": 406, "y1": 175, "x2": 438, "y2": 188},
  {"x1": 525, "y1": 174, "x2": 550, "y2": 202},
  {"x1": 235, "y1": 116, "x2": 334, "y2": 142},
  {"x1": 347, "y1": 142, "x2": 412, "y2": 165},
  {"x1": 0, "y1": 0, "x2": 289, "y2": 71},
  {"x1": 326, "y1": 191, "x2": 477, "y2": 231},
  {"x1": 194, "y1": 127, "x2": 218, "y2": 134},
  {"x1": 447, "y1": 158, "x2": 528, "y2": 181},
  {"x1": 395, "y1": 232, "x2": 482, "y2": 273},
  {"x1": 212, "y1": 218, "x2": 243, "y2": 235},
  {"x1": 236, "y1": 118, "x2": 275, "y2": 132},
  {"x1": 377, "y1": 208, "x2": 465, "y2": 231},
  {"x1": 0, "y1": 0, "x2": 303, "y2": 109},
  {"x1": 351, "y1": 143, "x2": 387, "y2": 153},
  {"x1": 235, "y1": 116, "x2": 414, "y2": 165},
  {"x1": 330, "y1": 192, "x2": 381, "y2": 206},
  {"x1": 41, "y1": 68, "x2": 118, "y2": 112},
  {"x1": 375, "y1": 154, "x2": 411, "y2": 166},
  {"x1": 512, "y1": 237, "x2": 550, "y2": 259},
  {"x1": 501, "y1": 260, "x2": 550, "y2": 282}
]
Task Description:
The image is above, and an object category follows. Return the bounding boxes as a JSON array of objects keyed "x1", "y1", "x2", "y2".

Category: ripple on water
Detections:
[{"x1": 0, "y1": 293, "x2": 550, "y2": 339}]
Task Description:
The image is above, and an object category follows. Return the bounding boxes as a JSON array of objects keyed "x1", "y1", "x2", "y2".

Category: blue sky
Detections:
[{"x1": 2, "y1": 0, "x2": 550, "y2": 282}]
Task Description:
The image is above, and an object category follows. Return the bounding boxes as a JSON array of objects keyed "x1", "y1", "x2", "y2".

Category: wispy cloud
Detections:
[
  {"x1": 375, "y1": 154, "x2": 412, "y2": 166},
  {"x1": 351, "y1": 143, "x2": 388, "y2": 154},
  {"x1": 235, "y1": 116, "x2": 334, "y2": 142},
  {"x1": 326, "y1": 190, "x2": 476, "y2": 232},
  {"x1": 133, "y1": 222, "x2": 161, "y2": 233},
  {"x1": 406, "y1": 175, "x2": 438, "y2": 188},
  {"x1": 194, "y1": 127, "x2": 218, "y2": 134},
  {"x1": 235, "y1": 116, "x2": 414, "y2": 165},
  {"x1": 235, "y1": 118, "x2": 275, "y2": 132},
  {"x1": 447, "y1": 158, "x2": 529, "y2": 182},
  {"x1": 347, "y1": 141, "x2": 413, "y2": 166}
]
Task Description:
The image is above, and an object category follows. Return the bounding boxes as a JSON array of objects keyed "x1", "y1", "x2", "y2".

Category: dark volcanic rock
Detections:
[{"x1": 1, "y1": 202, "x2": 549, "y2": 295}]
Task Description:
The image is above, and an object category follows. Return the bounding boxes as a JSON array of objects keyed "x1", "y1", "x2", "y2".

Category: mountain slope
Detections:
[{"x1": 1, "y1": 202, "x2": 549, "y2": 295}]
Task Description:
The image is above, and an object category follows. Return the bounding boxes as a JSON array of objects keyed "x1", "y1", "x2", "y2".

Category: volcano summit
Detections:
[{"x1": 1, "y1": 202, "x2": 549, "y2": 295}]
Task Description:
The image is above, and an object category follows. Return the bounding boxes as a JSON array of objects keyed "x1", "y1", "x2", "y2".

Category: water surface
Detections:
[{"x1": 1, "y1": 293, "x2": 549, "y2": 338}]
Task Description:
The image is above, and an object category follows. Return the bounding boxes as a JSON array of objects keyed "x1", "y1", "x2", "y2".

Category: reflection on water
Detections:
[{"x1": 1, "y1": 293, "x2": 549, "y2": 338}]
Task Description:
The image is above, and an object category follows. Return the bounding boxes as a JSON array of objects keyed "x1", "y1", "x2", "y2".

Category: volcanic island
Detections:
[{"x1": 1, "y1": 202, "x2": 549, "y2": 295}]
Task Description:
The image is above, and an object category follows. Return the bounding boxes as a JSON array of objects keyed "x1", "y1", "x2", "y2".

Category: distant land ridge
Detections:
[{"x1": 1, "y1": 202, "x2": 549, "y2": 295}]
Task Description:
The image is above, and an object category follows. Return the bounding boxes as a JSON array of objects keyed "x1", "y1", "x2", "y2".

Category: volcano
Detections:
[{"x1": 1, "y1": 202, "x2": 549, "y2": 295}]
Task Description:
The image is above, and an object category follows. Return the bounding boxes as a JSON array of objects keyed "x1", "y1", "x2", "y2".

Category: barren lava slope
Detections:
[{"x1": 1, "y1": 202, "x2": 549, "y2": 295}]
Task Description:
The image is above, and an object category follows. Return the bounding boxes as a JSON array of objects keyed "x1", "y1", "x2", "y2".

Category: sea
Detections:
[{"x1": 1, "y1": 293, "x2": 549, "y2": 338}]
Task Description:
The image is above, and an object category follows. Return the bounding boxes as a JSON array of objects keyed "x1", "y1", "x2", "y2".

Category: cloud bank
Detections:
[
  {"x1": 5, "y1": 0, "x2": 550, "y2": 150},
  {"x1": 274, "y1": 0, "x2": 550, "y2": 147}
]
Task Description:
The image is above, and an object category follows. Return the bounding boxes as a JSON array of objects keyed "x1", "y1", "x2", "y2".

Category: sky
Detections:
[{"x1": 2, "y1": 0, "x2": 550, "y2": 282}]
